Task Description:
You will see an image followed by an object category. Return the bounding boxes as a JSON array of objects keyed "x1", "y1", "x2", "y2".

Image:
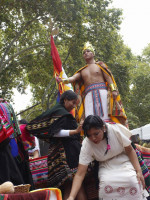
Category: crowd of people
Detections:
[{"x1": 0, "y1": 42, "x2": 150, "y2": 200}]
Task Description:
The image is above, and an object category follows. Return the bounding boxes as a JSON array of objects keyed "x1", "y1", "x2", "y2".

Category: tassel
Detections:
[{"x1": 107, "y1": 144, "x2": 111, "y2": 150}]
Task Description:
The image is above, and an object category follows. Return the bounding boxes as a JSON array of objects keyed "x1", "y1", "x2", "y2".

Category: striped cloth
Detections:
[
  {"x1": 0, "y1": 102, "x2": 21, "y2": 138},
  {"x1": 134, "y1": 147, "x2": 150, "y2": 194},
  {"x1": 84, "y1": 82, "x2": 107, "y2": 118},
  {"x1": 135, "y1": 144, "x2": 150, "y2": 171},
  {"x1": 29, "y1": 155, "x2": 48, "y2": 189},
  {"x1": 142, "y1": 152, "x2": 150, "y2": 171}
]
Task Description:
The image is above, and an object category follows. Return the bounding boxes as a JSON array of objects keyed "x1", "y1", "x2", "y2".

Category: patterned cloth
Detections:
[
  {"x1": 0, "y1": 108, "x2": 14, "y2": 143},
  {"x1": 0, "y1": 102, "x2": 21, "y2": 138},
  {"x1": 84, "y1": 83, "x2": 110, "y2": 121},
  {"x1": 73, "y1": 64, "x2": 128, "y2": 126},
  {"x1": 0, "y1": 188, "x2": 62, "y2": 200},
  {"x1": 142, "y1": 152, "x2": 150, "y2": 171},
  {"x1": 27, "y1": 103, "x2": 81, "y2": 188},
  {"x1": 29, "y1": 155, "x2": 48, "y2": 189},
  {"x1": 132, "y1": 143, "x2": 150, "y2": 195},
  {"x1": 135, "y1": 144, "x2": 150, "y2": 171},
  {"x1": 47, "y1": 140, "x2": 78, "y2": 188}
]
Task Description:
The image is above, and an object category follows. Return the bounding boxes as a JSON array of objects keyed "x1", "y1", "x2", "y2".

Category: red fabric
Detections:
[
  {"x1": 19, "y1": 124, "x2": 35, "y2": 151},
  {"x1": 0, "y1": 109, "x2": 14, "y2": 143},
  {"x1": 50, "y1": 35, "x2": 62, "y2": 75},
  {"x1": 20, "y1": 125, "x2": 34, "y2": 142},
  {"x1": 7, "y1": 190, "x2": 48, "y2": 200}
]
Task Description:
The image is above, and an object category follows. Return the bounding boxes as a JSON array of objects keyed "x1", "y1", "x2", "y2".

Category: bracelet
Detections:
[
  {"x1": 109, "y1": 83, "x2": 117, "y2": 92},
  {"x1": 62, "y1": 78, "x2": 69, "y2": 84}
]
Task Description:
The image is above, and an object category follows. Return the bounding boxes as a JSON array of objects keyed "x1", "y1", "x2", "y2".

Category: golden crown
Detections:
[{"x1": 82, "y1": 41, "x2": 95, "y2": 55}]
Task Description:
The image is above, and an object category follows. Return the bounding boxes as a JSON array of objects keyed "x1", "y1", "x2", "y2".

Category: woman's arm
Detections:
[
  {"x1": 125, "y1": 145, "x2": 145, "y2": 189},
  {"x1": 32, "y1": 150, "x2": 40, "y2": 159},
  {"x1": 67, "y1": 164, "x2": 88, "y2": 200},
  {"x1": 54, "y1": 120, "x2": 84, "y2": 137}
]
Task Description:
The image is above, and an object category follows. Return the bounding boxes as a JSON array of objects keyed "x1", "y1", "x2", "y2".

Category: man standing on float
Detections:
[{"x1": 60, "y1": 42, "x2": 127, "y2": 126}]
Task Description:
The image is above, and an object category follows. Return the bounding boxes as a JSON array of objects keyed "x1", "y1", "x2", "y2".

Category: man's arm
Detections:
[
  {"x1": 67, "y1": 164, "x2": 88, "y2": 200},
  {"x1": 102, "y1": 71, "x2": 118, "y2": 99},
  {"x1": 68, "y1": 72, "x2": 81, "y2": 83},
  {"x1": 125, "y1": 145, "x2": 145, "y2": 189},
  {"x1": 58, "y1": 72, "x2": 81, "y2": 84}
]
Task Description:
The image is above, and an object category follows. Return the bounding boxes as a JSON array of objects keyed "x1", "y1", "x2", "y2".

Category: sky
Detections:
[
  {"x1": 11, "y1": 0, "x2": 150, "y2": 115},
  {"x1": 11, "y1": 87, "x2": 33, "y2": 116},
  {"x1": 111, "y1": 0, "x2": 150, "y2": 55}
]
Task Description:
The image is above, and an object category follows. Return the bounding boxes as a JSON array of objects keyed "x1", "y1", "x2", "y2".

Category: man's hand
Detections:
[{"x1": 56, "y1": 76, "x2": 62, "y2": 83}]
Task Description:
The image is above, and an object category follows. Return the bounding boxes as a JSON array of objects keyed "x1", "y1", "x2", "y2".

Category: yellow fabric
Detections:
[
  {"x1": 73, "y1": 64, "x2": 127, "y2": 126},
  {"x1": 30, "y1": 188, "x2": 62, "y2": 200}
]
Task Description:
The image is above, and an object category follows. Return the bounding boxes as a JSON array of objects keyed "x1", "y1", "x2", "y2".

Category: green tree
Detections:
[
  {"x1": 127, "y1": 54, "x2": 150, "y2": 129},
  {"x1": 142, "y1": 43, "x2": 150, "y2": 63},
  {"x1": 0, "y1": 0, "x2": 132, "y2": 118}
]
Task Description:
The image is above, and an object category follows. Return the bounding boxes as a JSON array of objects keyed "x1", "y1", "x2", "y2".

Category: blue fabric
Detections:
[
  {"x1": 9, "y1": 138, "x2": 18, "y2": 157},
  {"x1": 56, "y1": 91, "x2": 60, "y2": 103}
]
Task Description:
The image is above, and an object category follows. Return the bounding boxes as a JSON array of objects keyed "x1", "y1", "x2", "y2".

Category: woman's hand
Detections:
[
  {"x1": 69, "y1": 120, "x2": 84, "y2": 135},
  {"x1": 76, "y1": 119, "x2": 84, "y2": 133},
  {"x1": 136, "y1": 170, "x2": 145, "y2": 189},
  {"x1": 125, "y1": 145, "x2": 145, "y2": 189}
]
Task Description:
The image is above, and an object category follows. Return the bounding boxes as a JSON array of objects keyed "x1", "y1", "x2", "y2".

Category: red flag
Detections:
[
  {"x1": 50, "y1": 35, "x2": 62, "y2": 76},
  {"x1": 50, "y1": 35, "x2": 75, "y2": 117}
]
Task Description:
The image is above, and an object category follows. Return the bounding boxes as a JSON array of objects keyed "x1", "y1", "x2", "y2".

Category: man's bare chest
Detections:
[{"x1": 81, "y1": 64, "x2": 102, "y2": 77}]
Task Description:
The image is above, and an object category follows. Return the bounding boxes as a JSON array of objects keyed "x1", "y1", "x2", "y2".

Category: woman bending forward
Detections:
[{"x1": 67, "y1": 115, "x2": 147, "y2": 200}]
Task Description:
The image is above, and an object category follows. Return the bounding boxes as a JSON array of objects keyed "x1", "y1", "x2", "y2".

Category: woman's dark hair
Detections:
[
  {"x1": 60, "y1": 90, "x2": 78, "y2": 105},
  {"x1": 83, "y1": 115, "x2": 110, "y2": 155},
  {"x1": 18, "y1": 119, "x2": 28, "y2": 125},
  {"x1": 82, "y1": 115, "x2": 104, "y2": 136}
]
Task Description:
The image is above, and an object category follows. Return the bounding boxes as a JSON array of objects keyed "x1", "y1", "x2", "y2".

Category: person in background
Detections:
[
  {"x1": 131, "y1": 134, "x2": 150, "y2": 199},
  {"x1": 19, "y1": 119, "x2": 40, "y2": 159},
  {"x1": 28, "y1": 137, "x2": 40, "y2": 159},
  {"x1": 0, "y1": 99, "x2": 34, "y2": 189}
]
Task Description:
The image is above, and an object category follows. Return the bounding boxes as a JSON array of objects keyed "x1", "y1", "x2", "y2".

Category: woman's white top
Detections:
[{"x1": 79, "y1": 123, "x2": 132, "y2": 165}]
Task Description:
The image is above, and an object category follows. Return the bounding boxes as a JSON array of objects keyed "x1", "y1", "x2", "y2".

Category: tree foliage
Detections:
[
  {"x1": 0, "y1": 0, "x2": 124, "y2": 95},
  {"x1": 1, "y1": 0, "x2": 149, "y2": 127},
  {"x1": 127, "y1": 56, "x2": 150, "y2": 129}
]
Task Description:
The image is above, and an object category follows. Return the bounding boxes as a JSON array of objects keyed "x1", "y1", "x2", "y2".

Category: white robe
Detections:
[{"x1": 84, "y1": 83, "x2": 110, "y2": 121}]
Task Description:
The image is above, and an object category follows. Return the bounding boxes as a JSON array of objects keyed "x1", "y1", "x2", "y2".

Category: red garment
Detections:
[
  {"x1": 7, "y1": 190, "x2": 47, "y2": 200},
  {"x1": 19, "y1": 124, "x2": 35, "y2": 151}
]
